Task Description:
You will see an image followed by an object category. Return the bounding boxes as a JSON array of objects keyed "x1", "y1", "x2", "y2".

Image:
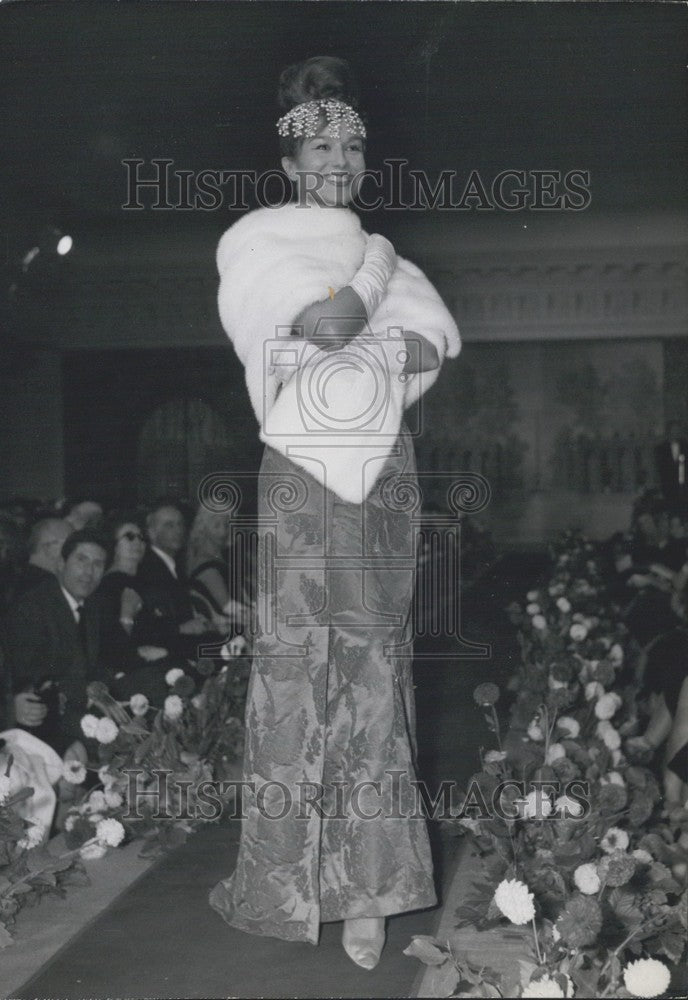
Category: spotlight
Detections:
[
  {"x1": 56, "y1": 233, "x2": 73, "y2": 256},
  {"x1": 20, "y1": 227, "x2": 73, "y2": 272}
]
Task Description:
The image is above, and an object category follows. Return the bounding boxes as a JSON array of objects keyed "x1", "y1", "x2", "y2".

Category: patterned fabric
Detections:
[{"x1": 209, "y1": 427, "x2": 436, "y2": 943}]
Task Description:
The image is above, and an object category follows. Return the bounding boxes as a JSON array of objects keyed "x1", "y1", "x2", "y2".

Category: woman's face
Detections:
[
  {"x1": 207, "y1": 515, "x2": 229, "y2": 546},
  {"x1": 114, "y1": 523, "x2": 146, "y2": 565},
  {"x1": 282, "y1": 122, "x2": 365, "y2": 207}
]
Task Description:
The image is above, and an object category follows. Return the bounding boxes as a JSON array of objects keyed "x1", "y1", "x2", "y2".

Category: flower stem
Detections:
[
  {"x1": 531, "y1": 916, "x2": 543, "y2": 964},
  {"x1": 490, "y1": 706, "x2": 503, "y2": 751}
]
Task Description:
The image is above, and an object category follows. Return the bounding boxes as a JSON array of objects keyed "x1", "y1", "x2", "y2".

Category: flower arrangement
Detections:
[
  {"x1": 63, "y1": 653, "x2": 248, "y2": 855},
  {"x1": 0, "y1": 764, "x2": 90, "y2": 945},
  {"x1": 407, "y1": 530, "x2": 687, "y2": 998}
]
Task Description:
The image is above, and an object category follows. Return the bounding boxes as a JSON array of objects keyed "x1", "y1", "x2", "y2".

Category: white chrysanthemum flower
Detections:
[
  {"x1": 555, "y1": 794, "x2": 584, "y2": 818},
  {"x1": 545, "y1": 743, "x2": 566, "y2": 764},
  {"x1": 600, "y1": 771, "x2": 625, "y2": 787},
  {"x1": 632, "y1": 849, "x2": 653, "y2": 865},
  {"x1": 97, "y1": 765, "x2": 116, "y2": 788},
  {"x1": 85, "y1": 790, "x2": 106, "y2": 813},
  {"x1": 594, "y1": 692, "x2": 622, "y2": 720},
  {"x1": 80, "y1": 840, "x2": 108, "y2": 861},
  {"x1": 601, "y1": 827, "x2": 629, "y2": 854},
  {"x1": 88, "y1": 812, "x2": 104, "y2": 824},
  {"x1": 527, "y1": 590, "x2": 540, "y2": 602},
  {"x1": 96, "y1": 817, "x2": 125, "y2": 847},
  {"x1": 573, "y1": 862, "x2": 601, "y2": 894},
  {"x1": 164, "y1": 694, "x2": 184, "y2": 720},
  {"x1": 129, "y1": 693, "x2": 150, "y2": 717},
  {"x1": 557, "y1": 716, "x2": 580, "y2": 738},
  {"x1": 532, "y1": 614, "x2": 547, "y2": 631},
  {"x1": 80, "y1": 713, "x2": 100, "y2": 739},
  {"x1": 609, "y1": 643, "x2": 624, "y2": 666},
  {"x1": 522, "y1": 977, "x2": 565, "y2": 998},
  {"x1": 527, "y1": 720, "x2": 544, "y2": 741},
  {"x1": 518, "y1": 790, "x2": 553, "y2": 820},
  {"x1": 95, "y1": 717, "x2": 118, "y2": 744},
  {"x1": 585, "y1": 681, "x2": 605, "y2": 701},
  {"x1": 526, "y1": 602, "x2": 541, "y2": 615},
  {"x1": 17, "y1": 823, "x2": 45, "y2": 850},
  {"x1": 165, "y1": 667, "x2": 185, "y2": 686},
  {"x1": 0, "y1": 774, "x2": 12, "y2": 804},
  {"x1": 62, "y1": 759, "x2": 87, "y2": 785},
  {"x1": 484, "y1": 750, "x2": 507, "y2": 764},
  {"x1": 556, "y1": 597, "x2": 572, "y2": 614},
  {"x1": 569, "y1": 623, "x2": 588, "y2": 641},
  {"x1": 64, "y1": 814, "x2": 77, "y2": 832},
  {"x1": 623, "y1": 958, "x2": 671, "y2": 998},
  {"x1": 493, "y1": 878, "x2": 535, "y2": 924},
  {"x1": 191, "y1": 694, "x2": 205, "y2": 710},
  {"x1": 599, "y1": 725, "x2": 621, "y2": 751},
  {"x1": 104, "y1": 789, "x2": 123, "y2": 809}
]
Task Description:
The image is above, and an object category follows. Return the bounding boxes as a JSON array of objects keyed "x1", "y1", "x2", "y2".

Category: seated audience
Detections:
[
  {"x1": 65, "y1": 499, "x2": 104, "y2": 533},
  {"x1": 93, "y1": 515, "x2": 168, "y2": 702},
  {"x1": 136, "y1": 501, "x2": 210, "y2": 658},
  {"x1": 15, "y1": 517, "x2": 73, "y2": 597},
  {"x1": 185, "y1": 506, "x2": 251, "y2": 633},
  {"x1": 2, "y1": 530, "x2": 107, "y2": 756}
]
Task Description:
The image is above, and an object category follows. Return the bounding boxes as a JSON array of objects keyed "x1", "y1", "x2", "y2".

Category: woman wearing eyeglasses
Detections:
[{"x1": 93, "y1": 516, "x2": 168, "y2": 703}]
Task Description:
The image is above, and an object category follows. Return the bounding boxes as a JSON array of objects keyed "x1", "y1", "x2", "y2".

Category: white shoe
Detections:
[{"x1": 342, "y1": 917, "x2": 386, "y2": 970}]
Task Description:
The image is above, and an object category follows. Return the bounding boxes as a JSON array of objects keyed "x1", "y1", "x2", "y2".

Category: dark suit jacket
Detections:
[
  {"x1": 135, "y1": 548, "x2": 194, "y2": 654},
  {"x1": 1, "y1": 577, "x2": 101, "y2": 753},
  {"x1": 13, "y1": 563, "x2": 54, "y2": 599},
  {"x1": 655, "y1": 439, "x2": 688, "y2": 498}
]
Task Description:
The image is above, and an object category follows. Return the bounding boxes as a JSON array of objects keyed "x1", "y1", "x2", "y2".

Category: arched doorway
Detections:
[{"x1": 136, "y1": 397, "x2": 232, "y2": 504}]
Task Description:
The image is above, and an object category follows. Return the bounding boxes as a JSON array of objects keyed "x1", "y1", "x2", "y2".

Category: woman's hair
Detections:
[
  {"x1": 104, "y1": 513, "x2": 145, "y2": 567},
  {"x1": 185, "y1": 506, "x2": 229, "y2": 577},
  {"x1": 278, "y1": 55, "x2": 362, "y2": 157}
]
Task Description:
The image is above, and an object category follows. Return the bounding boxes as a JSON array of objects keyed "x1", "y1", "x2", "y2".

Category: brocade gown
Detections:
[{"x1": 209, "y1": 424, "x2": 436, "y2": 943}]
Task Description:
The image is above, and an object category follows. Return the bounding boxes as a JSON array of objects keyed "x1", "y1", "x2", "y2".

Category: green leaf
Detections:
[
  {"x1": 646, "y1": 931, "x2": 686, "y2": 964},
  {"x1": 518, "y1": 960, "x2": 538, "y2": 987},
  {"x1": 571, "y1": 964, "x2": 600, "y2": 995},
  {"x1": 58, "y1": 868, "x2": 91, "y2": 888},
  {"x1": 29, "y1": 871, "x2": 56, "y2": 888},
  {"x1": 431, "y1": 962, "x2": 461, "y2": 996},
  {"x1": 402, "y1": 935, "x2": 451, "y2": 967},
  {"x1": 609, "y1": 888, "x2": 642, "y2": 926}
]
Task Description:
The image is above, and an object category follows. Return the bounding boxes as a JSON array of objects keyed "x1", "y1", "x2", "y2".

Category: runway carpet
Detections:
[
  {"x1": 16, "y1": 552, "x2": 546, "y2": 1000},
  {"x1": 16, "y1": 820, "x2": 442, "y2": 1000}
]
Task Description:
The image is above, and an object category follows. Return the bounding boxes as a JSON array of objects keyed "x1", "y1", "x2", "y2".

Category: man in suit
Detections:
[
  {"x1": 655, "y1": 421, "x2": 688, "y2": 516},
  {"x1": 136, "y1": 502, "x2": 208, "y2": 657},
  {"x1": 2, "y1": 530, "x2": 107, "y2": 756},
  {"x1": 14, "y1": 517, "x2": 74, "y2": 598}
]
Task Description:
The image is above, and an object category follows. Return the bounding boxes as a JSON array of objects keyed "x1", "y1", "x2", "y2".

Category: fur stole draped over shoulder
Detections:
[{"x1": 216, "y1": 203, "x2": 460, "y2": 503}]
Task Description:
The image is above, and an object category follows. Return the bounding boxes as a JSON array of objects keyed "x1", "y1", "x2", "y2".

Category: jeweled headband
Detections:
[{"x1": 276, "y1": 99, "x2": 367, "y2": 140}]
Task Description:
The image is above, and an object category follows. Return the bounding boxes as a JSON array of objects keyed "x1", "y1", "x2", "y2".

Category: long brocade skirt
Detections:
[{"x1": 209, "y1": 429, "x2": 436, "y2": 943}]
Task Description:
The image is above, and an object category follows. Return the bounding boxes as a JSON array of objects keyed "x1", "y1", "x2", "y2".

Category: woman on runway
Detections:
[{"x1": 209, "y1": 55, "x2": 460, "y2": 969}]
